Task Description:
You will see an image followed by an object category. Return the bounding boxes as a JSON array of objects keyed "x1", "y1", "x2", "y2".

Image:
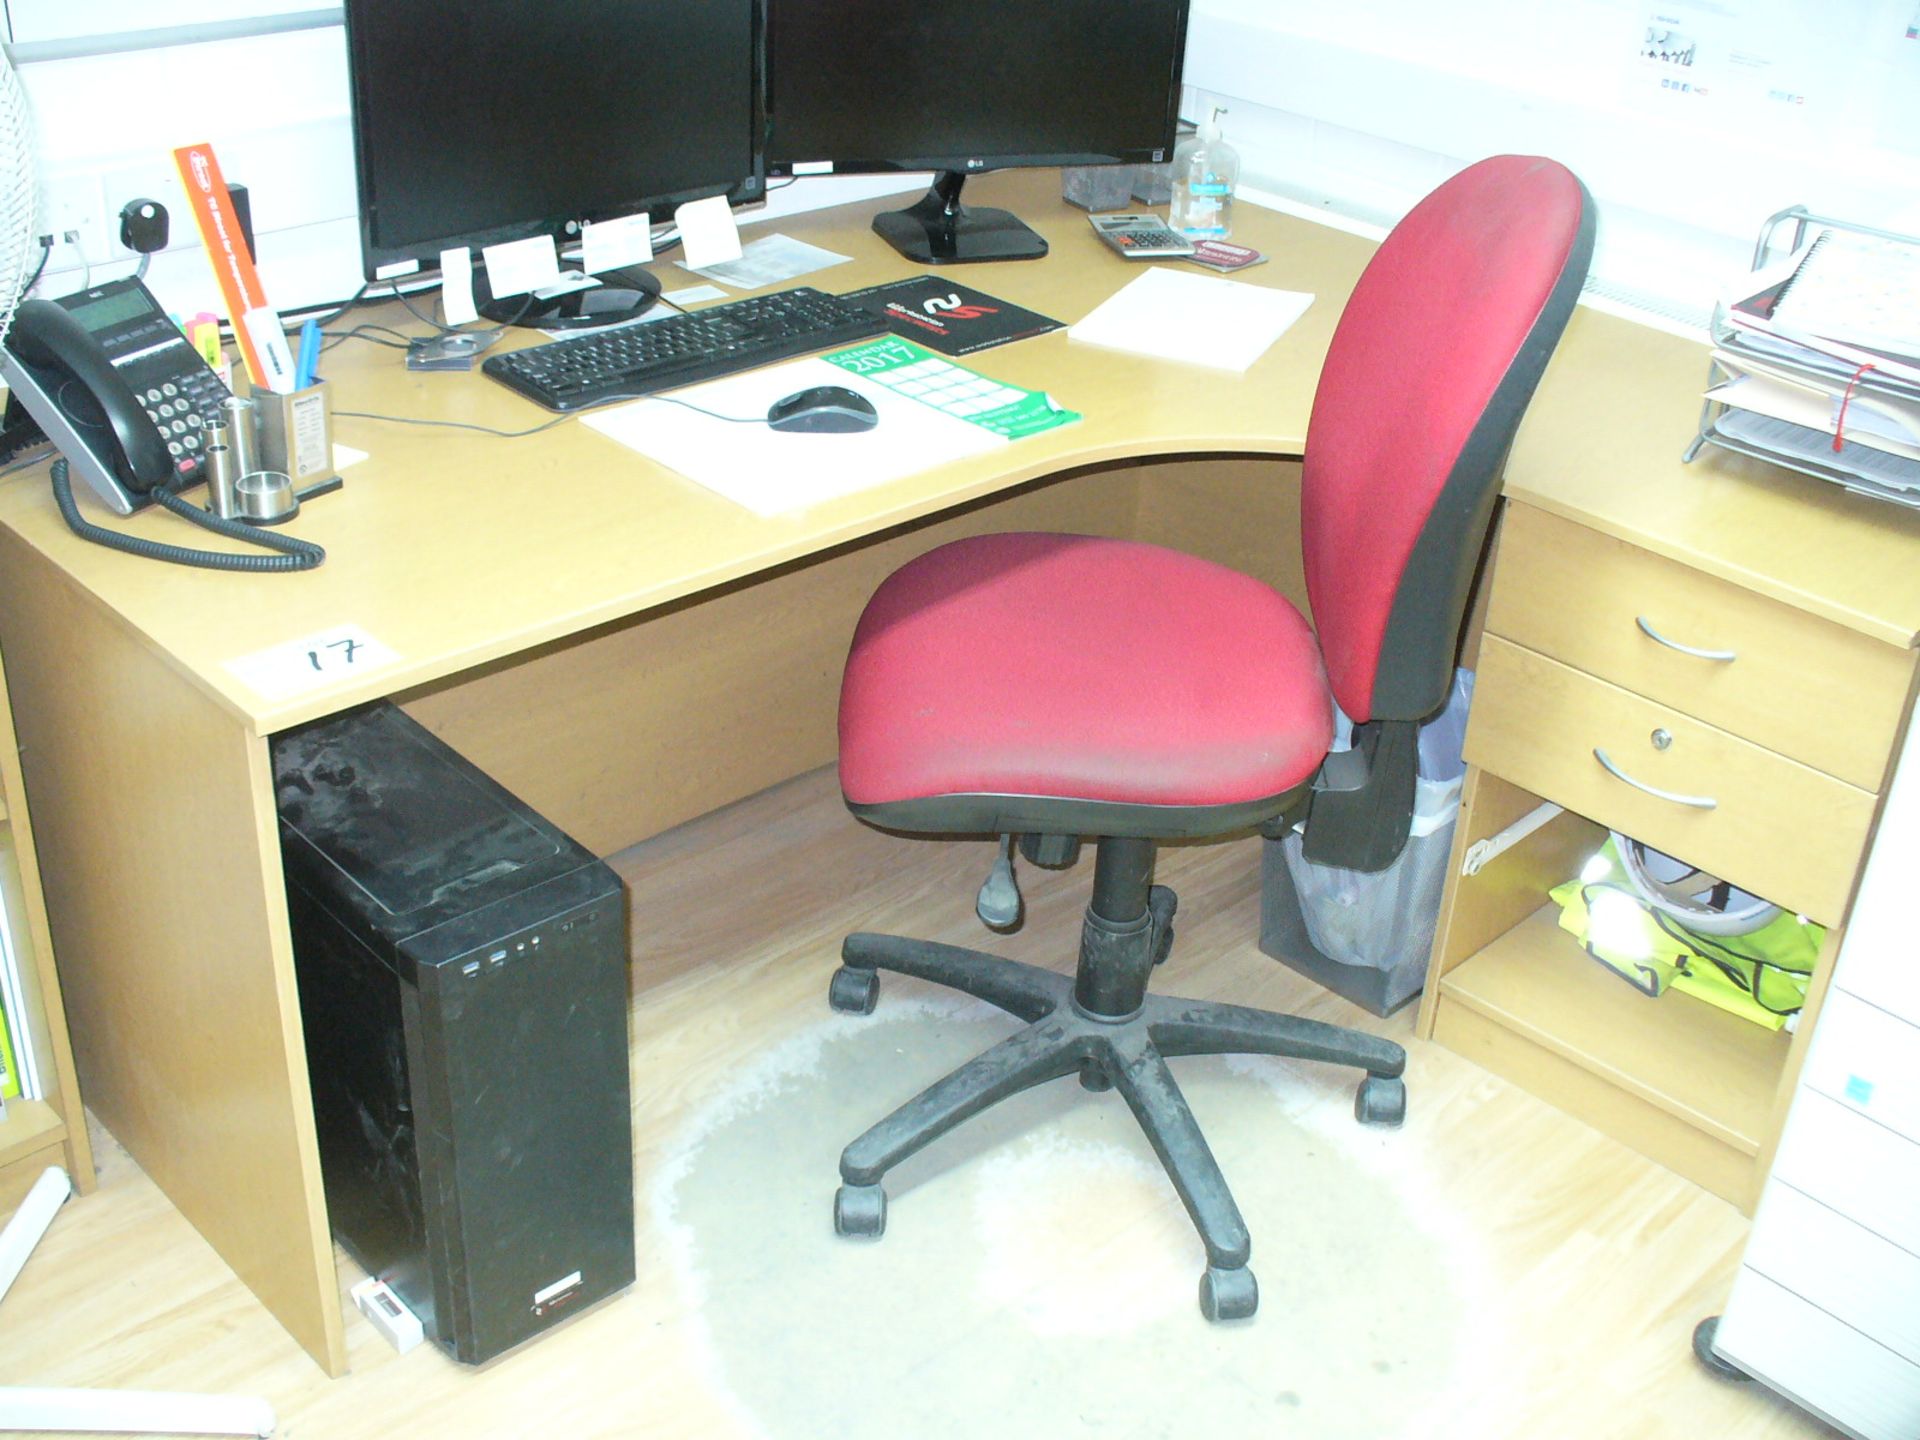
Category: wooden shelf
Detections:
[
  {"x1": 1430, "y1": 902, "x2": 1800, "y2": 1205},
  {"x1": 0, "y1": 1097, "x2": 65, "y2": 1168}
]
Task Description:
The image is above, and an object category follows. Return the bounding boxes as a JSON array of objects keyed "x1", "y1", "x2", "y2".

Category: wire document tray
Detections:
[{"x1": 1684, "y1": 206, "x2": 1920, "y2": 508}]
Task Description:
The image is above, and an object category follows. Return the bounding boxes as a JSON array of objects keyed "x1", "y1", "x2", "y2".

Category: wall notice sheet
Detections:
[
  {"x1": 839, "y1": 278, "x2": 1063, "y2": 356},
  {"x1": 823, "y1": 336, "x2": 1079, "y2": 439}
]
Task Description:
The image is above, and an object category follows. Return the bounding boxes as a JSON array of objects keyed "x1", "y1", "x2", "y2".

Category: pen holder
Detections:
[{"x1": 253, "y1": 379, "x2": 335, "y2": 491}]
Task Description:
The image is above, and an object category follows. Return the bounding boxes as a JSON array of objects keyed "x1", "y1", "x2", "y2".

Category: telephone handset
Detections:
[
  {"x1": 0, "y1": 276, "x2": 322, "y2": 570},
  {"x1": 0, "y1": 276, "x2": 227, "y2": 514}
]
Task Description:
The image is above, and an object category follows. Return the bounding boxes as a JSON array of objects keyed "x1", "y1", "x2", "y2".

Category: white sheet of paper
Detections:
[
  {"x1": 1068, "y1": 268, "x2": 1314, "y2": 372},
  {"x1": 679, "y1": 234, "x2": 850, "y2": 289},
  {"x1": 582, "y1": 212, "x2": 655, "y2": 273},
  {"x1": 480, "y1": 234, "x2": 564, "y2": 298},
  {"x1": 1707, "y1": 374, "x2": 1920, "y2": 463},
  {"x1": 674, "y1": 195, "x2": 744, "y2": 268},
  {"x1": 663, "y1": 284, "x2": 729, "y2": 305},
  {"x1": 580, "y1": 356, "x2": 1004, "y2": 515},
  {"x1": 224, "y1": 625, "x2": 401, "y2": 700}
]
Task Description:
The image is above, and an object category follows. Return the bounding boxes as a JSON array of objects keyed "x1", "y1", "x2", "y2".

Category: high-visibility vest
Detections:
[{"x1": 1548, "y1": 839, "x2": 1818, "y2": 1031}]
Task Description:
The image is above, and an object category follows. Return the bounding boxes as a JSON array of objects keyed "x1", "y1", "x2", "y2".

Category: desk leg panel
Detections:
[{"x1": 0, "y1": 538, "x2": 346, "y2": 1375}]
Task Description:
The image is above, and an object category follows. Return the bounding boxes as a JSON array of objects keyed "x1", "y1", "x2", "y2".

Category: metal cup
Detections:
[{"x1": 235, "y1": 469, "x2": 298, "y2": 525}]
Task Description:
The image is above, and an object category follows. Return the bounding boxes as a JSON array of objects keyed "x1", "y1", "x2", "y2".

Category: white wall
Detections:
[
  {"x1": 19, "y1": 0, "x2": 1918, "y2": 327},
  {"x1": 1183, "y1": 0, "x2": 1920, "y2": 327},
  {"x1": 10, "y1": 20, "x2": 919, "y2": 319}
]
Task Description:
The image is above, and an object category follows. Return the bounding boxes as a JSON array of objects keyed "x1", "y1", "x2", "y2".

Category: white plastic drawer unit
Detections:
[
  {"x1": 1715, "y1": 1269, "x2": 1920, "y2": 1440},
  {"x1": 1741, "y1": 1182, "x2": 1920, "y2": 1366},
  {"x1": 1801, "y1": 990, "x2": 1920, "y2": 1146},
  {"x1": 1770, "y1": 1090, "x2": 1920, "y2": 1245}
]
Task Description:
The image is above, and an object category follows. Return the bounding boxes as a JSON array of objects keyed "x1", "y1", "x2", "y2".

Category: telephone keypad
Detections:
[{"x1": 135, "y1": 362, "x2": 228, "y2": 484}]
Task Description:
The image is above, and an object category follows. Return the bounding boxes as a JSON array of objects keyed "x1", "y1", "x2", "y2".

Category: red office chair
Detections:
[{"x1": 830, "y1": 155, "x2": 1595, "y2": 1321}]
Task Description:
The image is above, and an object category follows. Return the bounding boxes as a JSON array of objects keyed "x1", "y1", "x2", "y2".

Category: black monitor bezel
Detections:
[
  {"x1": 763, "y1": 1, "x2": 1191, "y2": 181},
  {"x1": 342, "y1": 1, "x2": 769, "y2": 283}
]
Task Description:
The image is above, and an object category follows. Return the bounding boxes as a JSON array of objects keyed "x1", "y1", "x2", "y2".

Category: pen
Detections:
[{"x1": 294, "y1": 317, "x2": 322, "y2": 390}]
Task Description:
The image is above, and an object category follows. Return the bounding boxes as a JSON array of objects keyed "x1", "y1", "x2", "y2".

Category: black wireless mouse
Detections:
[{"x1": 766, "y1": 385, "x2": 880, "y2": 434}]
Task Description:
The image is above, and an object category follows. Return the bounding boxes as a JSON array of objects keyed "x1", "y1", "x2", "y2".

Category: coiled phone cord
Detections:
[{"x1": 49, "y1": 457, "x2": 325, "y2": 572}]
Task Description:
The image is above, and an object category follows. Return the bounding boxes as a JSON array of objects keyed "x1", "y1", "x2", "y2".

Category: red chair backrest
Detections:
[{"x1": 1302, "y1": 155, "x2": 1594, "y2": 726}]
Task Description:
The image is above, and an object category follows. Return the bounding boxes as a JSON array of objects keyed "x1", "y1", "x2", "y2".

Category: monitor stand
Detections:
[
  {"x1": 472, "y1": 262, "x2": 661, "y2": 330},
  {"x1": 872, "y1": 171, "x2": 1050, "y2": 265}
]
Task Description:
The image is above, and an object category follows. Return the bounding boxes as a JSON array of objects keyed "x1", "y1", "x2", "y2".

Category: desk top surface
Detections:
[{"x1": 6, "y1": 169, "x2": 1920, "y2": 736}]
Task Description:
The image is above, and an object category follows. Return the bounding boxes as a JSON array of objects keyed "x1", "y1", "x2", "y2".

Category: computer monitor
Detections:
[
  {"x1": 343, "y1": 1, "x2": 765, "y2": 328},
  {"x1": 767, "y1": 0, "x2": 1190, "y2": 265}
]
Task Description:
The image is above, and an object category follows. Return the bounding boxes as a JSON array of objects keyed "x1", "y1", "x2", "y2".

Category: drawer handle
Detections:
[
  {"x1": 1635, "y1": 616, "x2": 1737, "y2": 663},
  {"x1": 1592, "y1": 747, "x2": 1719, "y2": 810}
]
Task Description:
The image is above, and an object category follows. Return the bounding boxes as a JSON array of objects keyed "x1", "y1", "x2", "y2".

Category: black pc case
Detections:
[{"x1": 272, "y1": 702, "x2": 635, "y2": 1365}]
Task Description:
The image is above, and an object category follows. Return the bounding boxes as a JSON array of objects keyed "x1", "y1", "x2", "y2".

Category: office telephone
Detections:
[
  {"x1": 1, "y1": 276, "x2": 228, "y2": 513},
  {"x1": 0, "y1": 276, "x2": 322, "y2": 570}
]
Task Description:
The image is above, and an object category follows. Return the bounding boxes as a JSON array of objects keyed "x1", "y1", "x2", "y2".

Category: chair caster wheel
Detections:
[
  {"x1": 1079, "y1": 1062, "x2": 1113, "y2": 1092},
  {"x1": 1691, "y1": 1317, "x2": 1750, "y2": 1381},
  {"x1": 1355, "y1": 1075, "x2": 1407, "y2": 1126},
  {"x1": 834, "y1": 1183, "x2": 887, "y2": 1238},
  {"x1": 1199, "y1": 1264, "x2": 1258, "y2": 1322},
  {"x1": 829, "y1": 966, "x2": 879, "y2": 1015}
]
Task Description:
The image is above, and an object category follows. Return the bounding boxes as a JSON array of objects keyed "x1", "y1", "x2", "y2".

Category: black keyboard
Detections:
[{"x1": 481, "y1": 286, "x2": 889, "y2": 412}]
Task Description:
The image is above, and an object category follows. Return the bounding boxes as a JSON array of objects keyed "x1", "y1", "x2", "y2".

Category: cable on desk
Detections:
[
  {"x1": 332, "y1": 408, "x2": 576, "y2": 438},
  {"x1": 293, "y1": 282, "x2": 372, "y2": 327},
  {"x1": 640, "y1": 394, "x2": 765, "y2": 425},
  {"x1": 323, "y1": 322, "x2": 418, "y2": 353},
  {"x1": 0, "y1": 441, "x2": 53, "y2": 477},
  {"x1": 390, "y1": 280, "x2": 530, "y2": 334},
  {"x1": 48, "y1": 458, "x2": 325, "y2": 572}
]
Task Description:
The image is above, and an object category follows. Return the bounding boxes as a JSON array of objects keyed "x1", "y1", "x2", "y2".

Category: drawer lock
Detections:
[
  {"x1": 1593, "y1": 746, "x2": 1718, "y2": 810},
  {"x1": 1636, "y1": 615, "x2": 1737, "y2": 663}
]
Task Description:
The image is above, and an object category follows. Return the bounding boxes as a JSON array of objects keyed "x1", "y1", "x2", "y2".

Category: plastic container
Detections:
[
  {"x1": 1169, "y1": 105, "x2": 1239, "y2": 241},
  {"x1": 1062, "y1": 164, "x2": 1138, "y2": 211},
  {"x1": 1259, "y1": 670, "x2": 1475, "y2": 1016}
]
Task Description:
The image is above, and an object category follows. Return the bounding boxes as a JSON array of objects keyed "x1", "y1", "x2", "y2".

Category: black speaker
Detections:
[{"x1": 273, "y1": 702, "x2": 635, "y2": 1364}]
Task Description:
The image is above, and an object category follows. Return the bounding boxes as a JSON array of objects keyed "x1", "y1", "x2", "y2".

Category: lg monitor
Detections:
[
  {"x1": 767, "y1": 0, "x2": 1190, "y2": 264},
  {"x1": 343, "y1": 0, "x2": 764, "y2": 328}
]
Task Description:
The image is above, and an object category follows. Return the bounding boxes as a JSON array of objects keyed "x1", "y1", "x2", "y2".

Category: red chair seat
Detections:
[{"x1": 839, "y1": 531, "x2": 1334, "y2": 815}]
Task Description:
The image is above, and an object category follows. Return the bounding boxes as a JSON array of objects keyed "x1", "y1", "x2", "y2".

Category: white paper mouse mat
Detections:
[{"x1": 580, "y1": 355, "x2": 1007, "y2": 516}]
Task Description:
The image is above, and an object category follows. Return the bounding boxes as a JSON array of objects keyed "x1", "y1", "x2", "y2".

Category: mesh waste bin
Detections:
[{"x1": 1259, "y1": 670, "x2": 1473, "y2": 1016}]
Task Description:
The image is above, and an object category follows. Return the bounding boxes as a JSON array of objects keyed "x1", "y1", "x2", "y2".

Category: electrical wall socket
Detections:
[{"x1": 41, "y1": 171, "x2": 109, "y2": 261}]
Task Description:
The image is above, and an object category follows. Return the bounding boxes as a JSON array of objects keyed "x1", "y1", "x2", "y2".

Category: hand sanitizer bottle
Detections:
[{"x1": 1169, "y1": 106, "x2": 1240, "y2": 241}]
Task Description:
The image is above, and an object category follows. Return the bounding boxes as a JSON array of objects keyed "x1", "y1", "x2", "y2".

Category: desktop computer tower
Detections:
[{"x1": 273, "y1": 701, "x2": 635, "y2": 1365}]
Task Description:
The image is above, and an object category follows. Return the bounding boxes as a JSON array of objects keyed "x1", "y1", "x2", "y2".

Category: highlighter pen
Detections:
[
  {"x1": 294, "y1": 317, "x2": 322, "y2": 391},
  {"x1": 190, "y1": 320, "x2": 223, "y2": 371}
]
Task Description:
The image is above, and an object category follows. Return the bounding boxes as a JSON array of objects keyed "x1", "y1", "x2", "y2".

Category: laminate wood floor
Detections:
[{"x1": 0, "y1": 769, "x2": 1837, "y2": 1438}]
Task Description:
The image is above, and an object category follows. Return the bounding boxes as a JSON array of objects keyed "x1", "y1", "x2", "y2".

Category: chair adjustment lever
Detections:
[
  {"x1": 976, "y1": 834, "x2": 1023, "y2": 931},
  {"x1": 1302, "y1": 718, "x2": 1420, "y2": 874}
]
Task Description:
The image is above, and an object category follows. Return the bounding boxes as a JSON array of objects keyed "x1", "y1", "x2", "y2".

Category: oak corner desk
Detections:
[{"x1": 2, "y1": 170, "x2": 1917, "y2": 1375}]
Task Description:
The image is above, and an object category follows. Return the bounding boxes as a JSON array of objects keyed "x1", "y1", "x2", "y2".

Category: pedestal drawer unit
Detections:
[{"x1": 1417, "y1": 500, "x2": 1918, "y2": 1211}]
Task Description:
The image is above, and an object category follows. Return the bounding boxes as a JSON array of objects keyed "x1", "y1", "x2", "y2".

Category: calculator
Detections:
[{"x1": 1088, "y1": 212, "x2": 1196, "y2": 259}]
